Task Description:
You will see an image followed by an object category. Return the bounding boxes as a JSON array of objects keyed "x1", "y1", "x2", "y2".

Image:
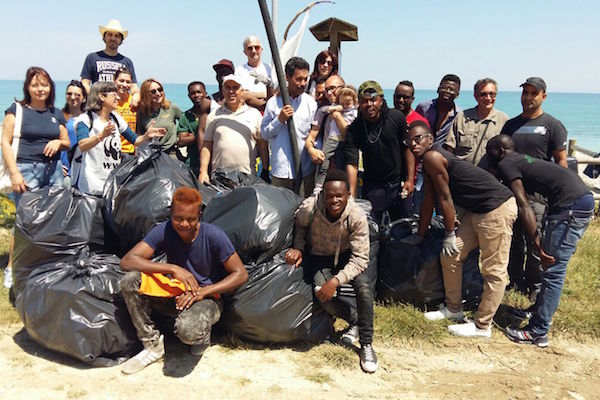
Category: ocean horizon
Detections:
[{"x1": 2, "y1": 79, "x2": 599, "y2": 152}]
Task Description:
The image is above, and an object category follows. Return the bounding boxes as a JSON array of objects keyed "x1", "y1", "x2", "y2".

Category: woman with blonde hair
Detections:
[{"x1": 136, "y1": 78, "x2": 182, "y2": 158}]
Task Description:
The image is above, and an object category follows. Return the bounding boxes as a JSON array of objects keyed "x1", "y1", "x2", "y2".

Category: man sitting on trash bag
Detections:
[
  {"x1": 486, "y1": 134, "x2": 594, "y2": 347},
  {"x1": 402, "y1": 121, "x2": 518, "y2": 338},
  {"x1": 119, "y1": 187, "x2": 248, "y2": 375},
  {"x1": 285, "y1": 169, "x2": 377, "y2": 373}
]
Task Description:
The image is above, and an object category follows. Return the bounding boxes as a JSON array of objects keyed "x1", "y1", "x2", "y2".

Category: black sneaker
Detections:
[
  {"x1": 341, "y1": 325, "x2": 359, "y2": 345},
  {"x1": 504, "y1": 327, "x2": 549, "y2": 348},
  {"x1": 359, "y1": 344, "x2": 378, "y2": 373},
  {"x1": 510, "y1": 305, "x2": 536, "y2": 320}
]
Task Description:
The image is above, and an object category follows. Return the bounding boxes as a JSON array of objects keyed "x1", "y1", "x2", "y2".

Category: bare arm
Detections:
[
  {"x1": 552, "y1": 149, "x2": 568, "y2": 168},
  {"x1": 305, "y1": 124, "x2": 325, "y2": 164},
  {"x1": 423, "y1": 151, "x2": 456, "y2": 233},
  {"x1": 198, "y1": 141, "x2": 212, "y2": 184},
  {"x1": 197, "y1": 252, "x2": 248, "y2": 299},
  {"x1": 403, "y1": 147, "x2": 416, "y2": 193},
  {"x1": 82, "y1": 79, "x2": 91, "y2": 94},
  {"x1": 1, "y1": 114, "x2": 26, "y2": 192},
  {"x1": 417, "y1": 170, "x2": 435, "y2": 237},
  {"x1": 120, "y1": 240, "x2": 200, "y2": 294},
  {"x1": 347, "y1": 163, "x2": 359, "y2": 197}
]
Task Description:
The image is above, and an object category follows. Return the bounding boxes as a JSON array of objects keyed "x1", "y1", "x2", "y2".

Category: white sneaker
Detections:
[
  {"x1": 3, "y1": 266, "x2": 13, "y2": 289},
  {"x1": 424, "y1": 306, "x2": 464, "y2": 322},
  {"x1": 121, "y1": 335, "x2": 165, "y2": 375},
  {"x1": 448, "y1": 321, "x2": 491, "y2": 338}
]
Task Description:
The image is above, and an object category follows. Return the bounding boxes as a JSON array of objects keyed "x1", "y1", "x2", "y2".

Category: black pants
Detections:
[
  {"x1": 508, "y1": 195, "x2": 546, "y2": 293},
  {"x1": 363, "y1": 179, "x2": 411, "y2": 225},
  {"x1": 306, "y1": 252, "x2": 374, "y2": 345}
]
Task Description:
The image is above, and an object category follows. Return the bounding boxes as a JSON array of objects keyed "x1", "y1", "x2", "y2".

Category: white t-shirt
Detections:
[
  {"x1": 235, "y1": 63, "x2": 272, "y2": 96},
  {"x1": 71, "y1": 111, "x2": 128, "y2": 195},
  {"x1": 204, "y1": 104, "x2": 262, "y2": 174}
]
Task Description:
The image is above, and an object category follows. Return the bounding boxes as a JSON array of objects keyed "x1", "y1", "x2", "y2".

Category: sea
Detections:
[{"x1": 1, "y1": 80, "x2": 599, "y2": 152}]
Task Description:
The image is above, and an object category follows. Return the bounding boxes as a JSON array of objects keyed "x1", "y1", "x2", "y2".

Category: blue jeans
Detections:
[
  {"x1": 14, "y1": 160, "x2": 63, "y2": 206},
  {"x1": 528, "y1": 211, "x2": 591, "y2": 335}
]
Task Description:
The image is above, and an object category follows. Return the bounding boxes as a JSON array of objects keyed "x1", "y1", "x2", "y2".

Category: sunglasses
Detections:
[
  {"x1": 150, "y1": 87, "x2": 164, "y2": 95},
  {"x1": 403, "y1": 134, "x2": 432, "y2": 146},
  {"x1": 479, "y1": 91, "x2": 497, "y2": 98},
  {"x1": 321, "y1": 60, "x2": 333, "y2": 66},
  {"x1": 66, "y1": 92, "x2": 82, "y2": 98}
]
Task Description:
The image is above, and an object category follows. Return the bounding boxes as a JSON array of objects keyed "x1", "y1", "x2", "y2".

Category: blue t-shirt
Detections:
[
  {"x1": 80, "y1": 51, "x2": 137, "y2": 84},
  {"x1": 60, "y1": 117, "x2": 78, "y2": 173},
  {"x1": 5, "y1": 103, "x2": 66, "y2": 163},
  {"x1": 142, "y1": 221, "x2": 235, "y2": 285}
]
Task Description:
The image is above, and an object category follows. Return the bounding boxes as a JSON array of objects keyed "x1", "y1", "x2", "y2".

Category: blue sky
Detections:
[{"x1": 2, "y1": 0, "x2": 599, "y2": 93}]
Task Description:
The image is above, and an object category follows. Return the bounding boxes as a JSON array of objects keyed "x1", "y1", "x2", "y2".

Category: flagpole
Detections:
[{"x1": 258, "y1": 0, "x2": 301, "y2": 192}]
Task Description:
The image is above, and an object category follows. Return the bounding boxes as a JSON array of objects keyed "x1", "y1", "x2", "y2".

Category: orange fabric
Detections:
[
  {"x1": 116, "y1": 95, "x2": 137, "y2": 154},
  {"x1": 139, "y1": 272, "x2": 186, "y2": 297}
]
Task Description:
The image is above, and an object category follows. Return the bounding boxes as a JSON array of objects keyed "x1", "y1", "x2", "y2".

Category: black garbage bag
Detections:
[
  {"x1": 13, "y1": 186, "x2": 105, "y2": 296},
  {"x1": 203, "y1": 183, "x2": 302, "y2": 265},
  {"x1": 210, "y1": 168, "x2": 260, "y2": 191},
  {"x1": 103, "y1": 142, "x2": 201, "y2": 254},
  {"x1": 15, "y1": 249, "x2": 139, "y2": 366},
  {"x1": 377, "y1": 216, "x2": 483, "y2": 306},
  {"x1": 223, "y1": 251, "x2": 332, "y2": 344}
]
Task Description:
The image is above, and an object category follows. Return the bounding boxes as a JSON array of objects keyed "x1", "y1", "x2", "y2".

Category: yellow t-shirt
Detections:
[{"x1": 116, "y1": 95, "x2": 137, "y2": 154}]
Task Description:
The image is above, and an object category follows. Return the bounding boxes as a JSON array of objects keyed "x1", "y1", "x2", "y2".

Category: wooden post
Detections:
[{"x1": 568, "y1": 139, "x2": 576, "y2": 157}]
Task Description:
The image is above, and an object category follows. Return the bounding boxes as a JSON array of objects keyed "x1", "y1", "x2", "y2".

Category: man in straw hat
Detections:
[{"x1": 80, "y1": 19, "x2": 138, "y2": 97}]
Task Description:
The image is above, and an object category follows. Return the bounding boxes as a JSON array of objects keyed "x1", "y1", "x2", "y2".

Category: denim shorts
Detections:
[{"x1": 14, "y1": 160, "x2": 63, "y2": 206}]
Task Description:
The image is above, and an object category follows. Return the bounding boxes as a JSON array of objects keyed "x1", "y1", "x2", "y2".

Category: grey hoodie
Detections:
[{"x1": 293, "y1": 194, "x2": 370, "y2": 285}]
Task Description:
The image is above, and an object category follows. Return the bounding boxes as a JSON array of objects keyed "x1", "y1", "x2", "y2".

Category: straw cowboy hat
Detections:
[{"x1": 98, "y1": 19, "x2": 128, "y2": 39}]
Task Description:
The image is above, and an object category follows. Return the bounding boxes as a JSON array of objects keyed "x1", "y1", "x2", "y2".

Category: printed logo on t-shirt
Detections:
[
  {"x1": 515, "y1": 126, "x2": 547, "y2": 136},
  {"x1": 51, "y1": 117, "x2": 57, "y2": 124},
  {"x1": 103, "y1": 136, "x2": 122, "y2": 169},
  {"x1": 95, "y1": 60, "x2": 127, "y2": 82}
]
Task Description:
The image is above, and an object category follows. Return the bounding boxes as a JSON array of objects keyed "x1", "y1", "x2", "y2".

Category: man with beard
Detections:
[
  {"x1": 344, "y1": 80, "x2": 415, "y2": 223},
  {"x1": 80, "y1": 19, "x2": 138, "y2": 97},
  {"x1": 500, "y1": 77, "x2": 569, "y2": 299},
  {"x1": 261, "y1": 57, "x2": 317, "y2": 194},
  {"x1": 178, "y1": 82, "x2": 212, "y2": 176}
]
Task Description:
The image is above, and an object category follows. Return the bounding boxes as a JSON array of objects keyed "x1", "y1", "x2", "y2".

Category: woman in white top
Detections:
[{"x1": 72, "y1": 82, "x2": 164, "y2": 195}]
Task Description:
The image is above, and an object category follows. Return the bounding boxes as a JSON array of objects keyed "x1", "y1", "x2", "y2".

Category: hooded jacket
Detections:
[{"x1": 293, "y1": 193, "x2": 370, "y2": 285}]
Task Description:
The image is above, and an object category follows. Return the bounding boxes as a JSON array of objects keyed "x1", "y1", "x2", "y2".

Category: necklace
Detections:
[{"x1": 363, "y1": 118, "x2": 383, "y2": 144}]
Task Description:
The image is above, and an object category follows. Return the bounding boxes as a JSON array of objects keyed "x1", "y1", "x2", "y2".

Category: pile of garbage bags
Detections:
[{"x1": 11, "y1": 151, "x2": 486, "y2": 364}]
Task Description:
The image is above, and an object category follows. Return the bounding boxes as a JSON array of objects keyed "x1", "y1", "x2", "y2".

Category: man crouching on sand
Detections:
[
  {"x1": 119, "y1": 187, "x2": 247, "y2": 375},
  {"x1": 286, "y1": 169, "x2": 378, "y2": 373}
]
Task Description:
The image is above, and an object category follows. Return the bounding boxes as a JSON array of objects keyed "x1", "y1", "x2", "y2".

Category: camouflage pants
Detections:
[{"x1": 121, "y1": 271, "x2": 222, "y2": 348}]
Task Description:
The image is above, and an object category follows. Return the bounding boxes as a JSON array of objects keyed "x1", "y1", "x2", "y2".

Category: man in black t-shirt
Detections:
[
  {"x1": 501, "y1": 77, "x2": 569, "y2": 300},
  {"x1": 345, "y1": 81, "x2": 415, "y2": 222},
  {"x1": 486, "y1": 135, "x2": 593, "y2": 347},
  {"x1": 402, "y1": 121, "x2": 517, "y2": 339}
]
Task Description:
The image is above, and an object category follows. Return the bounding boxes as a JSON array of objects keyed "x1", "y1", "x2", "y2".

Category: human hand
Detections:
[
  {"x1": 101, "y1": 121, "x2": 116, "y2": 139},
  {"x1": 327, "y1": 105, "x2": 343, "y2": 113},
  {"x1": 309, "y1": 148, "x2": 325, "y2": 164},
  {"x1": 62, "y1": 164, "x2": 69, "y2": 177},
  {"x1": 402, "y1": 179, "x2": 415, "y2": 195},
  {"x1": 315, "y1": 278, "x2": 339, "y2": 302},
  {"x1": 285, "y1": 248, "x2": 303, "y2": 268},
  {"x1": 43, "y1": 139, "x2": 62, "y2": 157},
  {"x1": 170, "y1": 265, "x2": 199, "y2": 295},
  {"x1": 198, "y1": 171, "x2": 210, "y2": 185},
  {"x1": 400, "y1": 234, "x2": 424, "y2": 246},
  {"x1": 441, "y1": 231, "x2": 459, "y2": 257},
  {"x1": 277, "y1": 105, "x2": 294, "y2": 123},
  {"x1": 539, "y1": 247, "x2": 556, "y2": 269},
  {"x1": 10, "y1": 171, "x2": 27, "y2": 193},
  {"x1": 175, "y1": 290, "x2": 204, "y2": 311},
  {"x1": 146, "y1": 120, "x2": 166, "y2": 139}
]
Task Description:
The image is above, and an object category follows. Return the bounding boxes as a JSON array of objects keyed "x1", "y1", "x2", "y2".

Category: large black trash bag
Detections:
[
  {"x1": 377, "y1": 216, "x2": 483, "y2": 306},
  {"x1": 103, "y1": 142, "x2": 201, "y2": 254},
  {"x1": 203, "y1": 183, "x2": 302, "y2": 265},
  {"x1": 13, "y1": 186, "x2": 105, "y2": 296},
  {"x1": 15, "y1": 249, "x2": 139, "y2": 366},
  {"x1": 210, "y1": 168, "x2": 260, "y2": 191},
  {"x1": 223, "y1": 251, "x2": 332, "y2": 344}
]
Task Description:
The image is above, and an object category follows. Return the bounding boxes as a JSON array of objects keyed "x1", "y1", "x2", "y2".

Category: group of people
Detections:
[{"x1": 1, "y1": 19, "x2": 595, "y2": 375}]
